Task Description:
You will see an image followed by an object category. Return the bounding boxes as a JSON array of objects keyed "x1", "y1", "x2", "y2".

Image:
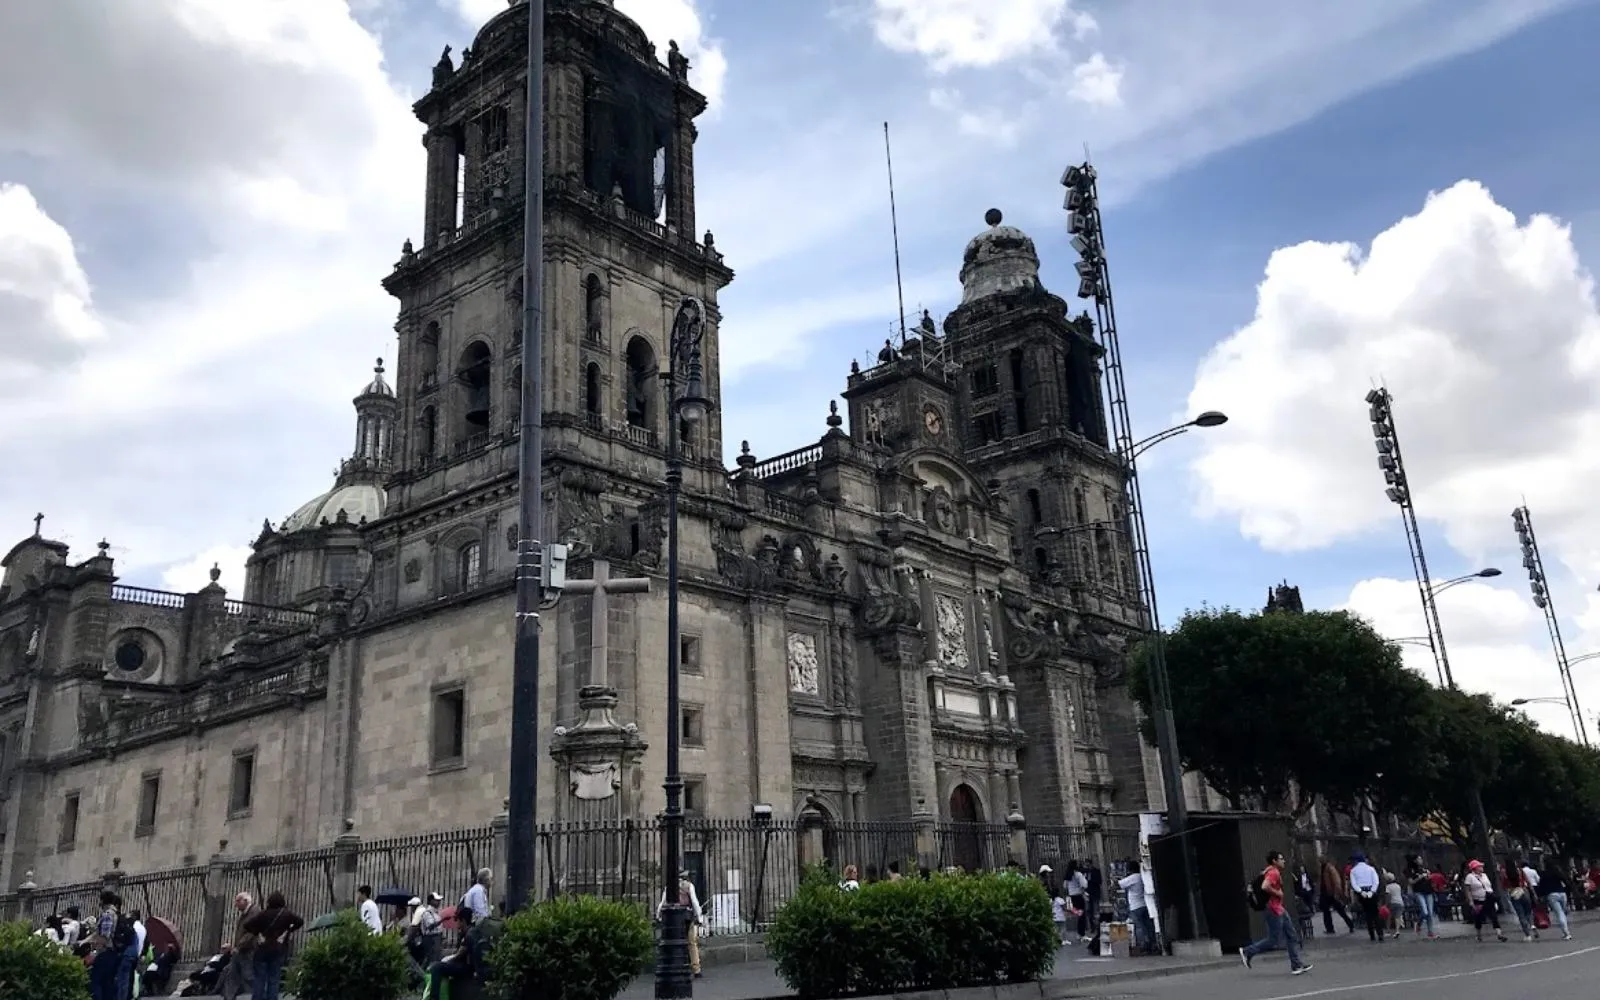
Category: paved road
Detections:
[{"x1": 1063, "y1": 933, "x2": 1600, "y2": 999}]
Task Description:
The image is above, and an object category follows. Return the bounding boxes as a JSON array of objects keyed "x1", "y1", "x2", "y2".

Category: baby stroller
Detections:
[{"x1": 177, "y1": 952, "x2": 230, "y2": 997}]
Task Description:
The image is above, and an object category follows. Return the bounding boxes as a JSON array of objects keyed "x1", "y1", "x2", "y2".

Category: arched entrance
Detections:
[{"x1": 947, "y1": 784, "x2": 983, "y2": 873}]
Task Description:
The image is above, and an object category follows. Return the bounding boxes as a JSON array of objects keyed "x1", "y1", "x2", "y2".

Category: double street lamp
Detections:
[{"x1": 657, "y1": 296, "x2": 710, "y2": 1000}]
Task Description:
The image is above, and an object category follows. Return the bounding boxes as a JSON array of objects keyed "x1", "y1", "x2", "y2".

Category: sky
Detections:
[{"x1": 2, "y1": 0, "x2": 1599, "y2": 739}]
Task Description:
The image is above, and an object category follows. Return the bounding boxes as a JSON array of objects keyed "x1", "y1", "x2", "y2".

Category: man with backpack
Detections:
[{"x1": 1240, "y1": 851, "x2": 1312, "y2": 976}]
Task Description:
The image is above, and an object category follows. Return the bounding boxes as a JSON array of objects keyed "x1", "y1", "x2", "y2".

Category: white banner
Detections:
[{"x1": 1138, "y1": 812, "x2": 1166, "y2": 936}]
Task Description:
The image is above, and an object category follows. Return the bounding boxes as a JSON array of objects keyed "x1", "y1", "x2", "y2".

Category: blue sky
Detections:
[{"x1": 1, "y1": 0, "x2": 1598, "y2": 732}]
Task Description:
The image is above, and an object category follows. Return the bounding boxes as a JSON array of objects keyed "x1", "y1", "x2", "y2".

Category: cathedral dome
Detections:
[
  {"x1": 281, "y1": 482, "x2": 386, "y2": 534},
  {"x1": 959, "y1": 208, "x2": 1042, "y2": 304}
]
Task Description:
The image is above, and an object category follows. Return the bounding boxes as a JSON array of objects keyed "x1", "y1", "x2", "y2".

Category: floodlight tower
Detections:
[
  {"x1": 1368, "y1": 388, "x2": 1452, "y2": 688},
  {"x1": 1512, "y1": 506, "x2": 1589, "y2": 746},
  {"x1": 1366, "y1": 387, "x2": 1498, "y2": 882},
  {"x1": 1060, "y1": 161, "x2": 1203, "y2": 942}
]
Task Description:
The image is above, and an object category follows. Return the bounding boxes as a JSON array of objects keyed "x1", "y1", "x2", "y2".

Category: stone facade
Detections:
[{"x1": 0, "y1": 0, "x2": 1161, "y2": 889}]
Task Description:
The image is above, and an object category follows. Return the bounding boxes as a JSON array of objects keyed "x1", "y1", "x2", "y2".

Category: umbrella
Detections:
[
  {"x1": 144, "y1": 916, "x2": 181, "y2": 962},
  {"x1": 306, "y1": 912, "x2": 341, "y2": 933},
  {"x1": 374, "y1": 888, "x2": 415, "y2": 907}
]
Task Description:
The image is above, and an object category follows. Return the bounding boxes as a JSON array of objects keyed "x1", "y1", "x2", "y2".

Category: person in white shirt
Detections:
[
  {"x1": 357, "y1": 885, "x2": 383, "y2": 935},
  {"x1": 1066, "y1": 863, "x2": 1091, "y2": 942},
  {"x1": 1463, "y1": 859, "x2": 1507, "y2": 943},
  {"x1": 1508, "y1": 859, "x2": 1540, "y2": 941},
  {"x1": 1347, "y1": 854, "x2": 1382, "y2": 943},
  {"x1": 1119, "y1": 861, "x2": 1156, "y2": 955},
  {"x1": 61, "y1": 907, "x2": 82, "y2": 951},
  {"x1": 460, "y1": 869, "x2": 492, "y2": 921}
]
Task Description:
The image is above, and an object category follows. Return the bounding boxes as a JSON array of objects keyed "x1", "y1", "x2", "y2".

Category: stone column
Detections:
[
  {"x1": 13, "y1": 870, "x2": 36, "y2": 923},
  {"x1": 1007, "y1": 806, "x2": 1028, "y2": 867},
  {"x1": 201, "y1": 842, "x2": 232, "y2": 953},
  {"x1": 492, "y1": 801, "x2": 510, "y2": 878},
  {"x1": 912, "y1": 798, "x2": 937, "y2": 871},
  {"x1": 667, "y1": 115, "x2": 697, "y2": 236},
  {"x1": 333, "y1": 822, "x2": 360, "y2": 908},
  {"x1": 798, "y1": 800, "x2": 827, "y2": 869},
  {"x1": 423, "y1": 127, "x2": 460, "y2": 245},
  {"x1": 545, "y1": 59, "x2": 585, "y2": 180}
]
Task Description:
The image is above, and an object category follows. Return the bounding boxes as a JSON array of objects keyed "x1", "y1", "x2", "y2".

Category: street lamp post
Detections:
[
  {"x1": 1036, "y1": 412, "x2": 1225, "y2": 943},
  {"x1": 656, "y1": 296, "x2": 710, "y2": 1000}
]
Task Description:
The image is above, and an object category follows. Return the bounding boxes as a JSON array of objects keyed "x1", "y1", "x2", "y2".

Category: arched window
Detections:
[
  {"x1": 418, "y1": 406, "x2": 438, "y2": 462},
  {"x1": 1026, "y1": 488, "x2": 1043, "y2": 524},
  {"x1": 1073, "y1": 489, "x2": 1088, "y2": 524},
  {"x1": 1033, "y1": 547, "x2": 1049, "y2": 574},
  {"x1": 584, "y1": 274, "x2": 604, "y2": 340},
  {"x1": 584, "y1": 362, "x2": 602, "y2": 417},
  {"x1": 1009, "y1": 348, "x2": 1029, "y2": 433},
  {"x1": 506, "y1": 364, "x2": 522, "y2": 428},
  {"x1": 455, "y1": 341, "x2": 493, "y2": 441},
  {"x1": 458, "y1": 541, "x2": 482, "y2": 591},
  {"x1": 419, "y1": 322, "x2": 441, "y2": 381},
  {"x1": 624, "y1": 337, "x2": 658, "y2": 431}
]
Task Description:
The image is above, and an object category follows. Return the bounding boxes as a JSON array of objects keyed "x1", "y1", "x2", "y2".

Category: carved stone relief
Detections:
[
  {"x1": 935, "y1": 594, "x2": 969, "y2": 671},
  {"x1": 787, "y1": 632, "x2": 821, "y2": 696},
  {"x1": 403, "y1": 559, "x2": 422, "y2": 584}
]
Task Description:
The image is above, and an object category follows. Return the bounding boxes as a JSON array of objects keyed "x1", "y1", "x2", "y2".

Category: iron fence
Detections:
[
  {"x1": 826, "y1": 821, "x2": 919, "y2": 878},
  {"x1": 119, "y1": 865, "x2": 209, "y2": 947},
  {"x1": 356, "y1": 827, "x2": 495, "y2": 910},
  {"x1": 933, "y1": 822, "x2": 1013, "y2": 873}
]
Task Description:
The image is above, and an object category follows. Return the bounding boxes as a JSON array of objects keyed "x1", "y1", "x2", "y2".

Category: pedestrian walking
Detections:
[
  {"x1": 657, "y1": 870, "x2": 704, "y2": 979},
  {"x1": 1383, "y1": 872, "x2": 1405, "y2": 938},
  {"x1": 1065, "y1": 862, "x2": 1090, "y2": 942},
  {"x1": 1240, "y1": 851, "x2": 1312, "y2": 976},
  {"x1": 1348, "y1": 853, "x2": 1383, "y2": 942},
  {"x1": 1540, "y1": 858, "x2": 1573, "y2": 940},
  {"x1": 1464, "y1": 860, "x2": 1508, "y2": 943},
  {"x1": 460, "y1": 868, "x2": 493, "y2": 921},
  {"x1": 1507, "y1": 859, "x2": 1540, "y2": 941},
  {"x1": 357, "y1": 885, "x2": 384, "y2": 935},
  {"x1": 1318, "y1": 857, "x2": 1355, "y2": 934},
  {"x1": 1405, "y1": 855, "x2": 1437, "y2": 939}
]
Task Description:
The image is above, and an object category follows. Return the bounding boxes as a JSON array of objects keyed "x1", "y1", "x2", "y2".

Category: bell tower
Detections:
[{"x1": 379, "y1": 0, "x2": 733, "y2": 530}]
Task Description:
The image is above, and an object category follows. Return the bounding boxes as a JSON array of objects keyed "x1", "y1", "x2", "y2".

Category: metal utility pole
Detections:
[
  {"x1": 1060, "y1": 162, "x2": 1204, "y2": 942},
  {"x1": 506, "y1": 0, "x2": 547, "y2": 916}
]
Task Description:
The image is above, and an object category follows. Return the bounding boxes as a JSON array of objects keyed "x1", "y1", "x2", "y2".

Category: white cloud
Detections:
[
  {"x1": 453, "y1": 0, "x2": 508, "y2": 26},
  {"x1": 1190, "y1": 181, "x2": 1600, "y2": 740},
  {"x1": 0, "y1": 0, "x2": 419, "y2": 590},
  {"x1": 1068, "y1": 52, "x2": 1123, "y2": 107},
  {"x1": 162, "y1": 545, "x2": 252, "y2": 596},
  {"x1": 870, "y1": 0, "x2": 1083, "y2": 71},
  {"x1": 927, "y1": 89, "x2": 1023, "y2": 145},
  {"x1": 0, "y1": 184, "x2": 103, "y2": 383},
  {"x1": 1188, "y1": 180, "x2": 1600, "y2": 559}
]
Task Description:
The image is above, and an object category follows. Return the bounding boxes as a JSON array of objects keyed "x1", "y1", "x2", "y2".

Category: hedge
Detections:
[
  {"x1": 766, "y1": 867, "x2": 1057, "y2": 998},
  {"x1": 287, "y1": 910, "x2": 410, "y2": 1000},
  {"x1": 0, "y1": 920, "x2": 89, "y2": 1000},
  {"x1": 484, "y1": 895, "x2": 653, "y2": 1000}
]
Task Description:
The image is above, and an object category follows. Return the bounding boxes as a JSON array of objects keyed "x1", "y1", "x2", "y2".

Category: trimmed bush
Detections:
[
  {"x1": 485, "y1": 895, "x2": 653, "y2": 1000},
  {"x1": 287, "y1": 910, "x2": 410, "y2": 1000},
  {"x1": 0, "y1": 919, "x2": 89, "y2": 1000},
  {"x1": 767, "y1": 867, "x2": 1057, "y2": 999}
]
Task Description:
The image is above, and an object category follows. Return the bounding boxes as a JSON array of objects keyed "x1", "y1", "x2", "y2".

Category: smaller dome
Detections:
[
  {"x1": 360, "y1": 358, "x2": 394, "y2": 399},
  {"x1": 959, "y1": 208, "x2": 1042, "y2": 304},
  {"x1": 282, "y1": 483, "x2": 387, "y2": 533}
]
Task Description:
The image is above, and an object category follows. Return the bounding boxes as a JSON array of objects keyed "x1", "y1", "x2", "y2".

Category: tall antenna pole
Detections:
[
  {"x1": 1513, "y1": 505, "x2": 1589, "y2": 745},
  {"x1": 883, "y1": 122, "x2": 907, "y2": 341},
  {"x1": 507, "y1": 0, "x2": 547, "y2": 916}
]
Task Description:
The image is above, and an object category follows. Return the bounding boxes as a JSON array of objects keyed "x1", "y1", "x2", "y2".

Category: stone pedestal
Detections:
[{"x1": 548, "y1": 685, "x2": 649, "y2": 894}]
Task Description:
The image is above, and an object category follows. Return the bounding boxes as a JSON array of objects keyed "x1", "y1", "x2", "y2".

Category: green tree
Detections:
[{"x1": 1129, "y1": 607, "x2": 1432, "y2": 814}]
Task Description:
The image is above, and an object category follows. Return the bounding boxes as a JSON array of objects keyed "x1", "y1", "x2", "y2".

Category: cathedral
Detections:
[{"x1": 0, "y1": 0, "x2": 1164, "y2": 889}]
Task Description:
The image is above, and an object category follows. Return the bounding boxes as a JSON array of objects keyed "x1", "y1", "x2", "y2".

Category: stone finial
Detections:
[
  {"x1": 209, "y1": 563, "x2": 221, "y2": 584},
  {"x1": 19, "y1": 869, "x2": 36, "y2": 891},
  {"x1": 344, "y1": 817, "x2": 355, "y2": 833},
  {"x1": 32, "y1": 513, "x2": 42, "y2": 536},
  {"x1": 985, "y1": 208, "x2": 1003, "y2": 227},
  {"x1": 219, "y1": 839, "x2": 229, "y2": 852},
  {"x1": 112, "y1": 857, "x2": 122, "y2": 869},
  {"x1": 826, "y1": 400, "x2": 843, "y2": 430},
  {"x1": 735, "y1": 441, "x2": 757, "y2": 473},
  {"x1": 97, "y1": 539, "x2": 110, "y2": 556}
]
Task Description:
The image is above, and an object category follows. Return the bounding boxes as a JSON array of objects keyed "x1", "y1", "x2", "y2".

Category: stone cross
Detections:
[
  {"x1": 32, "y1": 513, "x2": 42, "y2": 536},
  {"x1": 563, "y1": 558, "x2": 651, "y2": 688}
]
